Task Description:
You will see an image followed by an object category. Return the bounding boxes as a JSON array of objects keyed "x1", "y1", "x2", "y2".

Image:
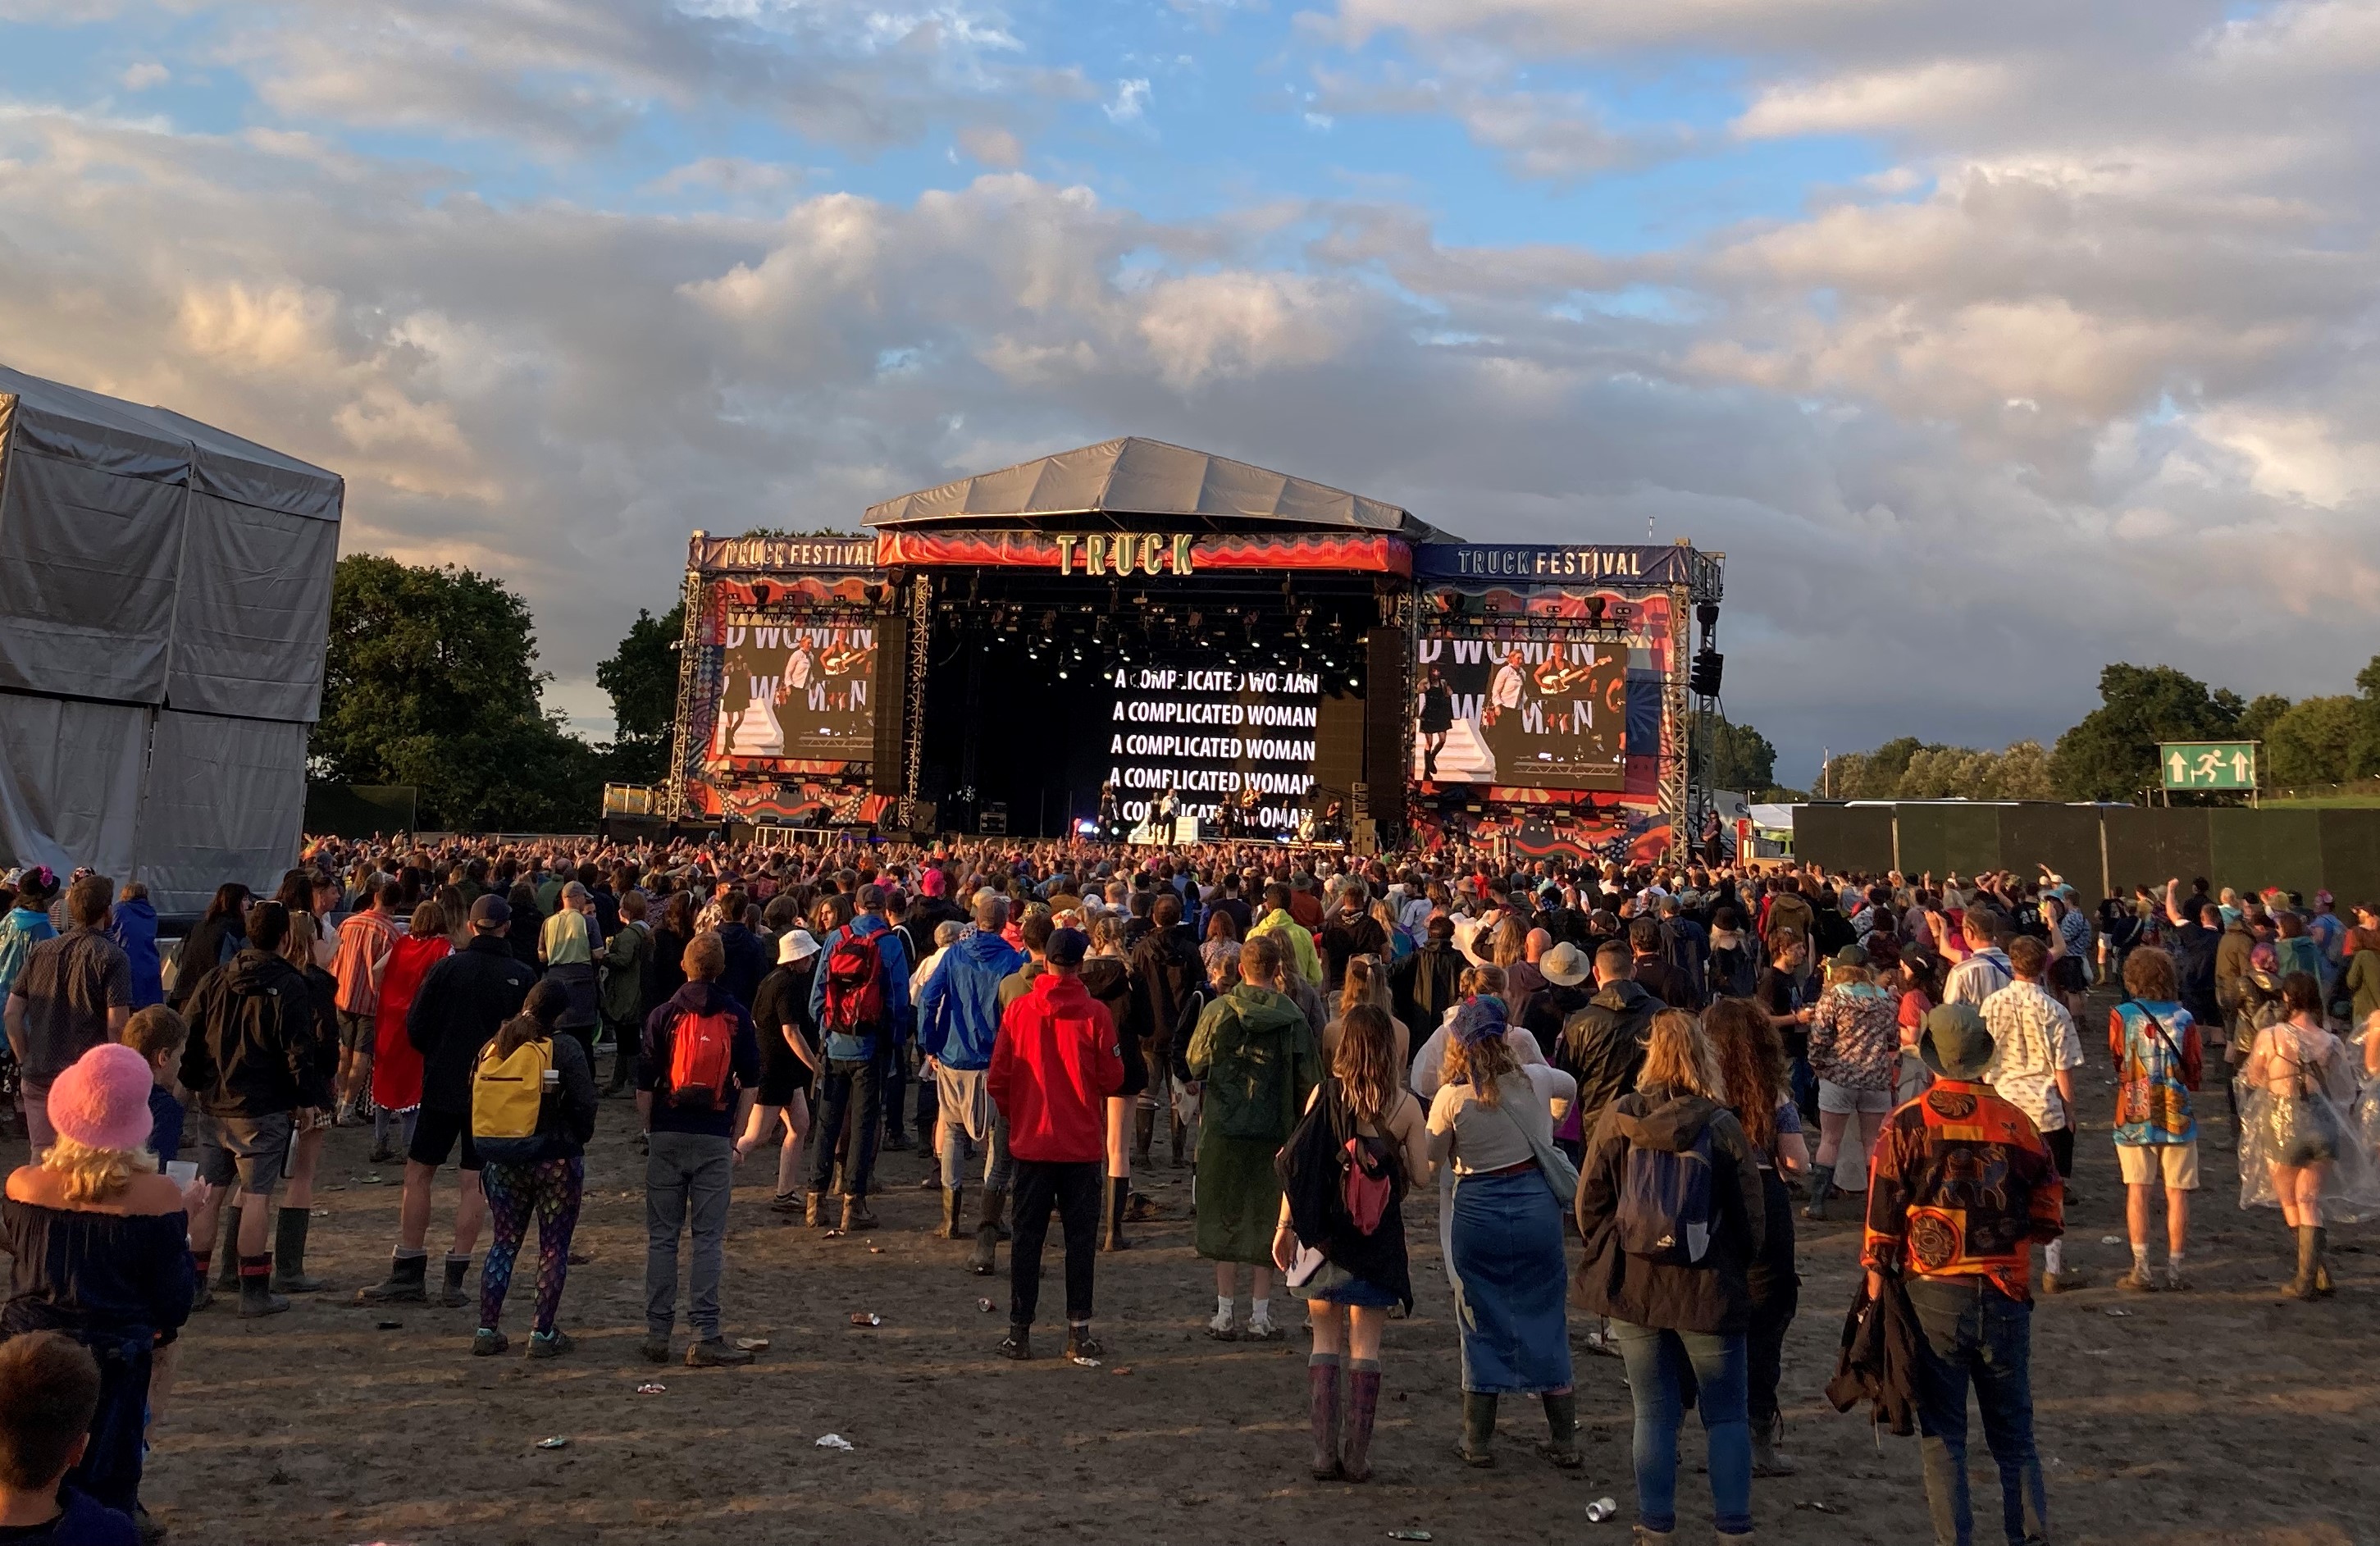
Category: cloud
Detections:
[
  {"x1": 1734, "y1": 60, "x2": 2011, "y2": 139},
  {"x1": 641, "y1": 156, "x2": 805, "y2": 199},
  {"x1": 955, "y1": 122, "x2": 1024, "y2": 166},
  {"x1": 119, "y1": 62, "x2": 169, "y2": 90},
  {"x1": 1102, "y1": 76, "x2": 1151, "y2": 124},
  {"x1": 198, "y1": 0, "x2": 1052, "y2": 153},
  {"x1": 1, "y1": 0, "x2": 2375, "y2": 777}
]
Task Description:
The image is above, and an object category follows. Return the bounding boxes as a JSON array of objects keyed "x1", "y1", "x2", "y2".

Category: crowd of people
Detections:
[{"x1": 0, "y1": 834, "x2": 2375, "y2": 1544}]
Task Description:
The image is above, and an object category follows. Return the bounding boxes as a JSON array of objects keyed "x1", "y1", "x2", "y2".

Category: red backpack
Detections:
[
  {"x1": 667, "y1": 1006, "x2": 737, "y2": 1110},
  {"x1": 820, "y1": 928, "x2": 887, "y2": 1036}
]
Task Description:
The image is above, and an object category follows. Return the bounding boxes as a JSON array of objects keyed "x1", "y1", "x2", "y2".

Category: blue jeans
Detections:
[
  {"x1": 1788, "y1": 1052, "x2": 1818, "y2": 1126},
  {"x1": 1907, "y1": 1278, "x2": 2048, "y2": 1546},
  {"x1": 809, "y1": 1056, "x2": 882, "y2": 1199},
  {"x1": 644, "y1": 1131, "x2": 733, "y2": 1339},
  {"x1": 1610, "y1": 1321, "x2": 1752, "y2": 1537}
]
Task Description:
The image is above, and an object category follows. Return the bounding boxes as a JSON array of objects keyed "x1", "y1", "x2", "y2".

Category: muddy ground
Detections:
[{"x1": 143, "y1": 1010, "x2": 2378, "y2": 1546}]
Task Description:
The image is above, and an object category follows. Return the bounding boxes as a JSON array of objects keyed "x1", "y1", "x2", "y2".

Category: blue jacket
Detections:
[
  {"x1": 111, "y1": 896, "x2": 163, "y2": 1009},
  {"x1": 918, "y1": 928, "x2": 1025, "y2": 1071},
  {"x1": 807, "y1": 913, "x2": 914, "y2": 1053}
]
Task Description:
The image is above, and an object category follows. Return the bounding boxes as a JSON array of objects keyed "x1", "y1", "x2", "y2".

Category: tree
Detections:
[
  {"x1": 2049, "y1": 664, "x2": 2245, "y2": 801},
  {"x1": 597, "y1": 603, "x2": 684, "y2": 786},
  {"x1": 1822, "y1": 738, "x2": 2054, "y2": 801},
  {"x1": 2266, "y1": 695, "x2": 2364, "y2": 788},
  {"x1": 312, "y1": 554, "x2": 605, "y2": 832},
  {"x1": 2353, "y1": 654, "x2": 2380, "y2": 781},
  {"x1": 1700, "y1": 714, "x2": 1777, "y2": 794},
  {"x1": 2239, "y1": 692, "x2": 2292, "y2": 746}
]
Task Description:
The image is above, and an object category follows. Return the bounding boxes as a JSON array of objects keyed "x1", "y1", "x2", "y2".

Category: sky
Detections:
[{"x1": 2, "y1": 0, "x2": 2374, "y2": 784}]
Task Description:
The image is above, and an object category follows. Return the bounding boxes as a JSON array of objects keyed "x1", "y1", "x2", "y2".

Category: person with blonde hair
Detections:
[
  {"x1": 1803, "y1": 946, "x2": 1897, "y2": 1221},
  {"x1": 1428, "y1": 996, "x2": 1580, "y2": 1467},
  {"x1": 1275, "y1": 1002, "x2": 1429, "y2": 1482},
  {"x1": 2, "y1": 1042, "x2": 193, "y2": 1525},
  {"x1": 1323, "y1": 955, "x2": 1410, "y2": 1069},
  {"x1": 1575, "y1": 1007, "x2": 1766, "y2": 1541}
]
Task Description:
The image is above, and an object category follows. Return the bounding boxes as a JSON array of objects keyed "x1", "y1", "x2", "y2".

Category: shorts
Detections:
[
  {"x1": 337, "y1": 1010, "x2": 377, "y2": 1053},
  {"x1": 757, "y1": 1035, "x2": 812, "y2": 1106},
  {"x1": 406, "y1": 1106, "x2": 482, "y2": 1172},
  {"x1": 2047, "y1": 956, "x2": 2088, "y2": 995},
  {"x1": 2044, "y1": 1124, "x2": 2075, "y2": 1176},
  {"x1": 1817, "y1": 1080, "x2": 1891, "y2": 1115},
  {"x1": 198, "y1": 1110, "x2": 294, "y2": 1194},
  {"x1": 935, "y1": 1065, "x2": 995, "y2": 1145},
  {"x1": 2116, "y1": 1140, "x2": 2200, "y2": 1190}
]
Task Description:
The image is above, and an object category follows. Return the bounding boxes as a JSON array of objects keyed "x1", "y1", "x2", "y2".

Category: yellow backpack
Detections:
[{"x1": 472, "y1": 1037, "x2": 553, "y2": 1156}]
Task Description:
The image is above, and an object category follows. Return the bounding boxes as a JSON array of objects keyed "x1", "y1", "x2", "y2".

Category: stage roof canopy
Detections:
[{"x1": 864, "y1": 436, "x2": 1453, "y2": 540}]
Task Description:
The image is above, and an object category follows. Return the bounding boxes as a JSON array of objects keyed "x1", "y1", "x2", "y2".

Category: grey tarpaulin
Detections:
[
  {"x1": 0, "y1": 695, "x2": 148, "y2": 883},
  {"x1": 136, "y1": 711, "x2": 310, "y2": 913},
  {"x1": 0, "y1": 366, "x2": 341, "y2": 715},
  {"x1": 864, "y1": 436, "x2": 1452, "y2": 540},
  {"x1": 0, "y1": 366, "x2": 341, "y2": 908}
]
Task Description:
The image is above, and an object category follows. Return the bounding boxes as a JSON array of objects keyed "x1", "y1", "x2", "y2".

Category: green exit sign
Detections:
[{"x1": 2159, "y1": 741, "x2": 2258, "y2": 791}]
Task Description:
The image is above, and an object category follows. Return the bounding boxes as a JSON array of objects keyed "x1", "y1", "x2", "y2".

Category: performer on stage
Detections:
[
  {"x1": 1156, "y1": 785, "x2": 1181, "y2": 846},
  {"x1": 1483, "y1": 645, "x2": 1527, "y2": 780},
  {"x1": 1418, "y1": 666, "x2": 1453, "y2": 782},
  {"x1": 1097, "y1": 780, "x2": 1122, "y2": 841},
  {"x1": 1237, "y1": 784, "x2": 1261, "y2": 839},
  {"x1": 720, "y1": 668, "x2": 753, "y2": 755}
]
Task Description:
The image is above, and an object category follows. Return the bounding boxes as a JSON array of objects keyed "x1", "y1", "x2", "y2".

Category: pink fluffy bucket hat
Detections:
[{"x1": 47, "y1": 1042, "x2": 156, "y2": 1152}]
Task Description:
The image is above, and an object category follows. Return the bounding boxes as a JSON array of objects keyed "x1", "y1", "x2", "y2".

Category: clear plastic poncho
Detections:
[{"x1": 2235, "y1": 1021, "x2": 2380, "y2": 1222}]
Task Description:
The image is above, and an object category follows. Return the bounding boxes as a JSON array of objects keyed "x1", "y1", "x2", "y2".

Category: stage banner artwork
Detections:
[
  {"x1": 1106, "y1": 659, "x2": 1320, "y2": 834},
  {"x1": 1411, "y1": 629, "x2": 1625, "y2": 791},
  {"x1": 710, "y1": 614, "x2": 878, "y2": 764}
]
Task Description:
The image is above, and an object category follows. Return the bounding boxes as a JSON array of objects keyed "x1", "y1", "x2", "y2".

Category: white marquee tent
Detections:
[{"x1": 0, "y1": 367, "x2": 340, "y2": 912}]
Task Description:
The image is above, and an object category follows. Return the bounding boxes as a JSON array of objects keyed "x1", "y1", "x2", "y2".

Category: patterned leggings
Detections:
[{"x1": 479, "y1": 1157, "x2": 584, "y2": 1334}]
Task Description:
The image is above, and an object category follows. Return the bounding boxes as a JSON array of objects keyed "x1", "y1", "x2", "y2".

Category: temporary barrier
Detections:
[{"x1": 1795, "y1": 801, "x2": 2380, "y2": 903}]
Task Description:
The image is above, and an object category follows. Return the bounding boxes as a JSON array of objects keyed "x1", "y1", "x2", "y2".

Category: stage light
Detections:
[{"x1": 1582, "y1": 595, "x2": 1606, "y2": 627}]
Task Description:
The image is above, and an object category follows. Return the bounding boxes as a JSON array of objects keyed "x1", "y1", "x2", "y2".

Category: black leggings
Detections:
[
  {"x1": 1744, "y1": 1168, "x2": 1800, "y2": 1430},
  {"x1": 1009, "y1": 1158, "x2": 1101, "y2": 1329}
]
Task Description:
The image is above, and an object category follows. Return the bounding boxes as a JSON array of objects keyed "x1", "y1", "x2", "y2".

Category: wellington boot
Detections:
[
  {"x1": 1534, "y1": 1390, "x2": 1582, "y2": 1468},
  {"x1": 970, "y1": 1188, "x2": 1004, "y2": 1275},
  {"x1": 1342, "y1": 1361, "x2": 1381, "y2": 1482},
  {"x1": 237, "y1": 1256, "x2": 290, "y2": 1319},
  {"x1": 941, "y1": 1187, "x2": 965, "y2": 1241},
  {"x1": 1455, "y1": 1392, "x2": 1497, "y2": 1466},
  {"x1": 805, "y1": 1192, "x2": 827, "y2": 1229},
  {"x1": 440, "y1": 1254, "x2": 473, "y2": 1308},
  {"x1": 2314, "y1": 1225, "x2": 2337, "y2": 1297},
  {"x1": 212, "y1": 1206, "x2": 243, "y2": 1291},
  {"x1": 1133, "y1": 1105, "x2": 1156, "y2": 1166},
  {"x1": 840, "y1": 1196, "x2": 878, "y2": 1233},
  {"x1": 356, "y1": 1251, "x2": 429, "y2": 1305},
  {"x1": 271, "y1": 1207, "x2": 328, "y2": 1293},
  {"x1": 2286, "y1": 1224, "x2": 2321, "y2": 1300},
  {"x1": 1170, "y1": 1125, "x2": 1188, "y2": 1168},
  {"x1": 1307, "y1": 1356, "x2": 1343, "y2": 1479}
]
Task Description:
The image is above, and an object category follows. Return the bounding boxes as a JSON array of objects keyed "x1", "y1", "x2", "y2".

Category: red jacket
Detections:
[{"x1": 988, "y1": 970, "x2": 1124, "y2": 1163}]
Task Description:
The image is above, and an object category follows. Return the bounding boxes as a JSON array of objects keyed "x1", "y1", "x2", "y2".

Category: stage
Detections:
[{"x1": 664, "y1": 438, "x2": 1724, "y2": 858}]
